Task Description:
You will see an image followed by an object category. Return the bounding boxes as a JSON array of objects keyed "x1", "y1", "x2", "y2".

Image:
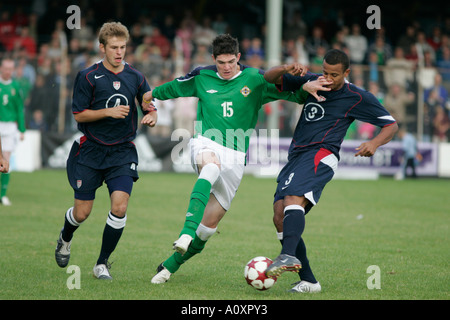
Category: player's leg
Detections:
[
  {"x1": 152, "y1": 194, "x2": 225, "y2": 283},
  {"x1": 56, "y1": 140, "x2": 99, "y2": 268},
  {"x1": 55, "y1": 198, "x2": 94, "y2": 268},
  {"x1": 0, "y1": 150, "x2": 11, "y2": 205},
  {"x1": 273, "y1": 198, "x2": 318, "y2": 285},
  {"x1": 174, "y1": 151, "x2": 220, "y2": 254},
  {"x1": 93, "y1": 175, "x2": 133, "y2": 279}
]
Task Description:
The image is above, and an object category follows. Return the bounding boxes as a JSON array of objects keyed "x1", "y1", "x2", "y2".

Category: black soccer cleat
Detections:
[{"x1": 55, "y1": 230, "x2": 71, "y2": 268}]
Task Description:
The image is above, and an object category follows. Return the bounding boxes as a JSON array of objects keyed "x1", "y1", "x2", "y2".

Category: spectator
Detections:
[
  {"x1": 212, "y1": 14, "x2": 229, "y2": 35},
  {"x1": 28, "y1": 109, "x2": 48, "y2": 132},
  {"x1": 283, "y1": 11, "x2": 308, "y2": 40},
  {"x1": 384, "y1": 46, "x2": 415, "y2": 90},
  {"x1": 416, "y1": 30, "x2": 436, "y2": 64},
  {"x1": 0, "y1": 11, "x2": 17, "y2": 52},
  {"x1": 246, "y1": 37, "x2": 265, "y2": 60},
  {"x1": 368, "y1": 35, "x2": 393, "y2": 66},
  {"x1": 427, "y1": 26, "x2": 442, "y2": 51},
  {"x1": 160, "y1": 15, "x2": 177, "y2": 42},
  {"x1": 436, "y1": 46, "x2": 450, "y2": 89},
  {"x1": 193, "y1": 17, "x2": 217, "y2": 49},
  {"x1": 384, "y1": 82, "x2": 415, "y2": 127},
  {"x1": 345, "y1": 23, "x2": 368, "y2": 64},
  {"x1": 397, "y1": 25, "x2": 417, "y2": 56},
  {"x1": 433, "y1": 105, "x2": 450, "y2": 142},
  {"x1": 150, "y1": 27, "x2": 171, "y2": 59},
  {"x1": 306, "y1": 26, "x2": 329, "y2": 60}
]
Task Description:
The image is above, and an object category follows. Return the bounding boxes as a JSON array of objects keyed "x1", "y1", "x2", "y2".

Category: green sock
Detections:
[
  {"x1": 163, "y1": 235, "x2": 207, "y2": 273},
  {"x1": 1, "y1": 173, "x2": 10, "y2": 197},
  {"x1": 180, "y1": 179, "x2": 211, "y2": 238}
]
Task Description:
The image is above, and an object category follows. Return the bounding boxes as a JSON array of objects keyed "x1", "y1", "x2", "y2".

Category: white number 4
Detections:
[{"x1": 221, "y1": 101, "x2": 233, "y2": 117}]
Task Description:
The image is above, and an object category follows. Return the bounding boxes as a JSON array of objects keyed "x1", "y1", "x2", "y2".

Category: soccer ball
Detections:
[{"x1": 244, "y1": 256, "x2": 277, "y2": 291}]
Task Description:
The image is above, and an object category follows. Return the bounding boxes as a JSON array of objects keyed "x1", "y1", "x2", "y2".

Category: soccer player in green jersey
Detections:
[
  {"x1": 141, "y1": 34, "x2": 309, "y2": 283},
  {"x1": 0, "y1": 58, "x2": 25, "y2": 206}
]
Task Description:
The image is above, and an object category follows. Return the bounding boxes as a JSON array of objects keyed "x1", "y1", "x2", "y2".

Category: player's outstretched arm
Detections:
[
  {"x1": 264, "y1": 63, "x2": 308, "y2": 84},
  {"x1": 355, "y1": 123, "x2": 398, "y2": 157}
]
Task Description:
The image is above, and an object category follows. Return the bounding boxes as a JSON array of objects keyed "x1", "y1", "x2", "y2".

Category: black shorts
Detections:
[
  {"x1": 66, "y1": 136, "x2": 139, "y2": 200},
  {"x1": 274, "y1": 148, "x2": 338, "y2": 214}
]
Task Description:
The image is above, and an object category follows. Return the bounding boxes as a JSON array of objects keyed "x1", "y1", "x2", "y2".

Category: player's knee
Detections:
[
  {"x1": 198, "y1": 162, "x2": 220, "y2": 185},
  {"x1": 196, "y1": 223, "x2": 217, "y2": 241},
  {"x1": 110, "y1": 202, "x2": 128, "y2": 217}
]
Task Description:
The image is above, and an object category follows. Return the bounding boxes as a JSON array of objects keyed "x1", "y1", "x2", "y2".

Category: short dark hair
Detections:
[
  {"x1": 212, "y1": 34, "x2": 239, "y2": 58},
  {"x1": 324, "y1": 49, "x2": 350, "y2": 71}
]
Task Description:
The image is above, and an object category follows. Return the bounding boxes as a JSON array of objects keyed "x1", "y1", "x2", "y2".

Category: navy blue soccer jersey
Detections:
[
  {"x1": 279, "y1": 73, "x2": 397, "y2": 159},
  {"x1": 72, "y1": 61, "x2": 150, "y2": 145}
]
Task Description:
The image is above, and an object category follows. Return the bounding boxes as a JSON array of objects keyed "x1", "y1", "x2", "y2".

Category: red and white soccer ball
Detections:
[{"x1": 244, "y1": 256, "x2": 277, "y2": 291}]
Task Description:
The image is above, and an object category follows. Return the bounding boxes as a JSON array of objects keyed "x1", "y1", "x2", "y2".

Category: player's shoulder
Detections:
[
  {"x1": 346, "y1": 82, "x2": 381, "y2": 104},
  {"x1": 78, "y1": 61, "x2": 101, "y2": 78}
]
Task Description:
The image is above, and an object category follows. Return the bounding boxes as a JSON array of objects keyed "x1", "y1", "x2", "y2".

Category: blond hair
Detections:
[{"x1": 98, "y1": 22, "x2": 129, "y2": 46}]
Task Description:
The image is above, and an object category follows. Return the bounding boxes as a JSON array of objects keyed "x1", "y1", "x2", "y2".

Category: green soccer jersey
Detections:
[
  {"x1": 0, "y1": 78, "x2": 25, "y2": 133},
  {"x1": 152, "y1": 64, "x2": 306, "y2": 153}
]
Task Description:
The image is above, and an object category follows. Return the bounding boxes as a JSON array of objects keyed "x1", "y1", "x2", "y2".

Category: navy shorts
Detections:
[
  {"x1": 66, "y1": 136, "x2": 139, "y2": 200},
  {"x1": 274, "y1": 148, "x2": 338, "y2": 214}
]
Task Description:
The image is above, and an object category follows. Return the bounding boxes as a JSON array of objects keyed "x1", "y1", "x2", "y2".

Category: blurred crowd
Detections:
[{"x1": 1, "y1": 0, "x2": 449, "y2": 142}]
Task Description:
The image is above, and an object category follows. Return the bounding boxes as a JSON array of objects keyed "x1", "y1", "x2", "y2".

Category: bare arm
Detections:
[
  {"x1": 354, "y1": 123, "x2": 399, "y2": 157},
  {"x1": 74, "y1": 105, "x2": 130, "y2": 123},
  {"x1": 264, "y1": 63, "x2": 308, "y2": 85}
]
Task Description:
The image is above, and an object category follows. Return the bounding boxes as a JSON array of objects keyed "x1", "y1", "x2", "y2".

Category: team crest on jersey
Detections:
[
  {"x1": 77, "y1": 180, "x2": 82, "y2": 188},
  {"x1": 240, "y1": 86, "x2": 251, "y2": 97},
  {"x1": 113, "y1": 81, "x2": 121, "y2": 90}
]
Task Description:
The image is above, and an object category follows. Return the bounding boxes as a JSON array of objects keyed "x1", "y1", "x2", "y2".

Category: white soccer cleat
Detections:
[
  {"x1": 151, "y1": 263, "x2": 172, "y2": 284},
  {"x1": 93, "y1": 261, "x2": 113, "y2": 280},
  {"x1": 1, "y1": 196, "x2": 11, "y2": 206},
  {"x1": 172, "y1": 234, "x2": 193, "y2": 255},
  {"x1": 289, "y1": 281, "x2": 322, "y2": 293}
]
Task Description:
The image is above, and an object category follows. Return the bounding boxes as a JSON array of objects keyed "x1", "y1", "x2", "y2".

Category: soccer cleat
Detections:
[
  {"x1": 93, "y1": 260, "x2": 113, "y2": 280},
  {"x1": 289, "y1": 281, "x2": 322, "y2": 293},
  {"x1": 265, "y1": 253, "x2": 302, "y2": 278},
  {"x1": 173, "y1": 234, "x2": 193, "y2": 255},
  {"x1": 151, "y1": 263, "x2": 172, "y2": 284},
  {"x1": 1, "y1": 196, "x2": 11, "y2": 206},
  {"x1": 55, "y1": 230, "x2": 71, "y2": 268}
]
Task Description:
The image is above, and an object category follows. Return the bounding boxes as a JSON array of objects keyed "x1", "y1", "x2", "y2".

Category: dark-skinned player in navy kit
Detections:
[
  {"x1": 264, "y1": 49, "x2": 398, "y2": 293},
  {"x1": 55, "y1": 22, "x2": 157, "y2": 279}
]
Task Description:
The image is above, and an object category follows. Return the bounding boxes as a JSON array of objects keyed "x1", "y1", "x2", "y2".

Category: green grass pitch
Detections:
[{"x1": 0, "y1": 170, "x2": 448, "y2": 301}]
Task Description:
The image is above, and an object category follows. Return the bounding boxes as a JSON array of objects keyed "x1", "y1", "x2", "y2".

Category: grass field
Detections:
[{"x1": 0, "y1": 169, "x2": 448, "y2": 304}]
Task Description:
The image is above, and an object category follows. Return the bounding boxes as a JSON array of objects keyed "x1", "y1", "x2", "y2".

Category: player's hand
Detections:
[
  {"x1": 302, "y1": 76, "x2": 332, "y2": 101},
  {"x1": 142, "y1": 91, "x2": 154, "y2": 112},
  {"x1": 141, "y1": 111, "x2": 157, "y2": 127},
  {"x1": 354, "y1": 141, "x2": 377, "y2": 157},
  {"x1": 109, "y1": 105, "x2": 130, "y2": 119},
  {"x1": 285, "y1": 63, "x2": 308, "y2": 77}
]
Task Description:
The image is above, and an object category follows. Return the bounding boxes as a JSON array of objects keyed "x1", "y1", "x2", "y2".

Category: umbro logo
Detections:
[
  {"x1": 206, "y1": 89, "x2": 218, "y2": 93},
  {"x1": 186, "y1": 212, "x2": 194, "y2": 217},
  {"x1": 95, "y1": 75, "x2": 105, "y2": 79}
]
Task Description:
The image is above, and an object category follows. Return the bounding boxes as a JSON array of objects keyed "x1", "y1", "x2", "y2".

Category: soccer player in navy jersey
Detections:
[
  {"x1": 264, "y1": 49, "x2": 398, "y2": 292},
  {"x1": 54, "y1": 22, "x2": 157, "y2": 279}
]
